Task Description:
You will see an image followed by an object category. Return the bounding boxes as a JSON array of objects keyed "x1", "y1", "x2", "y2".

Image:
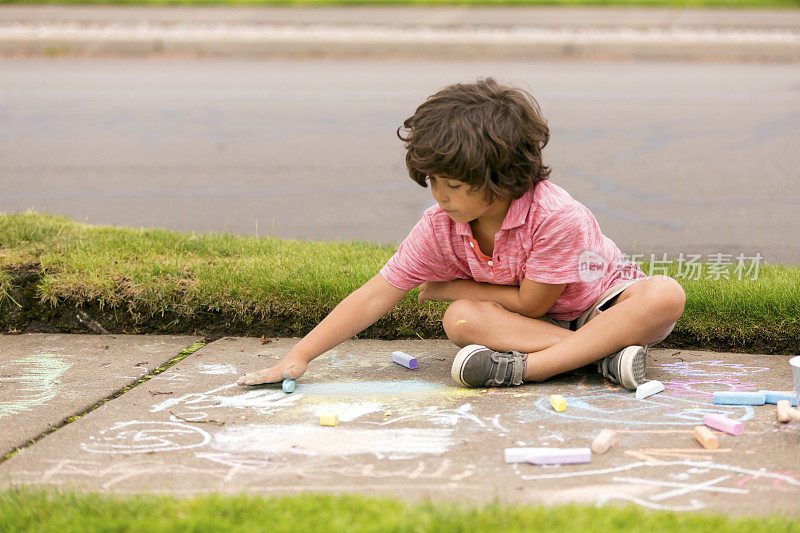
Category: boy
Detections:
[{"x1": 238, "y1": 78, "x2": 685, "y2": 390}]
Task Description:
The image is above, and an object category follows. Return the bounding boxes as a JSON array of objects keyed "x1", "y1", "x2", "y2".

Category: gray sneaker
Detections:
[
  {"x1": 598, "y1": 345, "x2": 647, "y2": 389},
  {"x1": 451, "y1": 344, "x2": 527, "y2": 388}
]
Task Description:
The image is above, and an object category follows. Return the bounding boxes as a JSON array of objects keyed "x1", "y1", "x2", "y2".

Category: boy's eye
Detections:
[{"x1": 447, "y1": 183, "x2": 461, "y2": 189}]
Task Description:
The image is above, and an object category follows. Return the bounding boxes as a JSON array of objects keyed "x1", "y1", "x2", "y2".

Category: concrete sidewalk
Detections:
[
  {"x1": 1, "y1": 333, "x2": 798, "y2": 516},
  {"x1": 1, "y1": 5, "x2": 798, "y2": 61}
]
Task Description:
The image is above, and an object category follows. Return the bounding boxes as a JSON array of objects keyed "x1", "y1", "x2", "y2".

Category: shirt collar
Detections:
[{"x1": 453, "y1": 186, "x2": 534, "y2": 236}]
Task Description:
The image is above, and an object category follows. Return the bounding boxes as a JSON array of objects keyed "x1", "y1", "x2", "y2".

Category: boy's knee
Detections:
[
  {"x1": 646, "y1": 276, "x2": 686, "y2": 321},
  {"x1": 442, "y1": 299, "x2": 502, "y2": 346}
]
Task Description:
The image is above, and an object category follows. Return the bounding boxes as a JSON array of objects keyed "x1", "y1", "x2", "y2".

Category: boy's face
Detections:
[{"x1": 429, "y1": 175, "x2": 509, "y2": 224}]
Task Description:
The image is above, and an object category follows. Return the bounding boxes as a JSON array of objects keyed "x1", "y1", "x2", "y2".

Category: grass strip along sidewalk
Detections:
[
  {"x1": 1, "y1": 211, "x2": 799, "y2": 354},
  {"x1": 2, "y1": 489, "x2": 799, "y2": 532}
]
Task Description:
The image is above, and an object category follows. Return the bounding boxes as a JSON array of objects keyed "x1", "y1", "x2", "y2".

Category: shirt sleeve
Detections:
[
  {"x1": 525, "y1": 205, "x2": 600, "y2": 285},
  {"x1": 379, "y1": 213, "x2": 452, "y2": 291}
]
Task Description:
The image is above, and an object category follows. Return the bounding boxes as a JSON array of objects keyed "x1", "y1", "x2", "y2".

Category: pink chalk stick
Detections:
[{"x1": 703, "y1": 413, "x2": 744, "y2": 436}]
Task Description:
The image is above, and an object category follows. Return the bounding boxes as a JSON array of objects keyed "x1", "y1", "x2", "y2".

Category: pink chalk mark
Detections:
[{"x1": 663, "y1": 379, "x2": 758, "y2": 399}]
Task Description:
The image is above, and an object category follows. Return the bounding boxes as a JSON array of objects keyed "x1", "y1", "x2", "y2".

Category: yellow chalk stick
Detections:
[
  {"x1": 320, "y1": 413, "x2": 338, "y2": 426},
  {"x1": 550, "y1": 394, "x2": 567, "y2": 412},
  {"x1": 694, "y1": 425, "x2": 719, "y2": 450}
]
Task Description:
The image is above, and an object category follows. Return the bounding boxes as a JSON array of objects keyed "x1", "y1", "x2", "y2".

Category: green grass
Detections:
[
  {"x1": 1, "y1": 210, "x2": 799, "y2": 353},
  {"x1": 1, "y1": 489, "x2": 799, "y2": 532},
  {"x1": 2, "y1": 0, "x2": 799, "y2": 8}
]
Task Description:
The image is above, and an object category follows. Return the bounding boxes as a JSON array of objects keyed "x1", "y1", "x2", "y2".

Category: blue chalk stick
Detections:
[
  {"x1": 713, "y1": 391, "x2": 766, "y2": 405},
  {"x1": 391, "y1": 351, "x2": 418, "y2": 370},
  {"x1": 282, "y1": 379, "x2": 296, "y2": 393},
  {"x1": 760, "y1": 390, "x2": 798, "y2": 406}
]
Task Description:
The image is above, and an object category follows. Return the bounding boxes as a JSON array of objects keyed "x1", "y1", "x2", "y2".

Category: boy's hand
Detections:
[
  {"x1": 418, "y1": 281, "x2": 454, "y2": 303},
  {"x1": 237, "y1": 358, "x2": 307, "y2": 386}
]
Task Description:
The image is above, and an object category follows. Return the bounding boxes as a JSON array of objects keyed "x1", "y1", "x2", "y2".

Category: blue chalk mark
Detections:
[
  {"x1": 521, "y1": 390, "x2": 754, "y2": 426},
  {"x1": 297, "y1": 380, "x2": 444, "y2": 396},
  {"x1": 567, "y1": 395, "x2": 658, "y2": 415}
]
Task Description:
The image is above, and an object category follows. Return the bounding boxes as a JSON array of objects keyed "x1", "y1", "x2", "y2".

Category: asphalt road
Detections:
[{"x1": 1, "y1": 58, "x2": 798, "y2": 265}]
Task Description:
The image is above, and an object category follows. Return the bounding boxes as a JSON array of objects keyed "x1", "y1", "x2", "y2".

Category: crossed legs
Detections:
[{"x1": 442, "y1": 275, "x2": 686, "y2": 383}]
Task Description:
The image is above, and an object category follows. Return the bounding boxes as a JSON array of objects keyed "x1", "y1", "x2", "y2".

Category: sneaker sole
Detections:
[
  {"x1": 451, "y1": 344, "x2": 487, "y2": 387},
  {"x1": 618, "y1": 345, "x2": 647, "y2": 389}
]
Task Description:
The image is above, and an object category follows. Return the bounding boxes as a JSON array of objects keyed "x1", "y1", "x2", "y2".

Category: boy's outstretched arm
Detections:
[{"x1": 237, "y1": 273, "x2": 409, "y2": 386}]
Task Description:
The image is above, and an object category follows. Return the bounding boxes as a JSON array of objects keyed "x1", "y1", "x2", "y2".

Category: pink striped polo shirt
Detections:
[{"x1": 380, "y1": 180, "x2": 646, "y2": 321}]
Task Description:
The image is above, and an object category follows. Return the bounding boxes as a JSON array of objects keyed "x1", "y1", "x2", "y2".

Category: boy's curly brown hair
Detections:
[{"x1": 397, "y1": 77, "x2": 552, "y2": 203}]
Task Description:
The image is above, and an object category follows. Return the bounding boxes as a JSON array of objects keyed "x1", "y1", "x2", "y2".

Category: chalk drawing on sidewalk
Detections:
[
  {"x1": 158, "y1": 372, "x2": 193, "y2": 382},
  {"x1": 306, "y1": 402, "x2": 384, "y2": 422},
  {"x1": 80, "y1": 421, "x2": 211, "y2": 454},
  {"x1": 624, "y1": 448, "x2": 733, "y2": 462},
  {"x1": 196, "y1": 363, "x2": 238, "y2": 375},
  {"x1": 5, "y1": 456, "x2": 481, "y2": 494},
  {"x1": 147, "y1": 378, "x2": 481, "y2": 429},
  {"x1": 193, "y1": 452, "x2": 477, "y2": 484},
  {"x1": 297, "y1": 380, "x2": 445, "y2": 396},
  {"x1": 662, "y1": 378, "x2": 758, "y2": 399},
  {"x1": 519, "y1": 386, "x2": 754, "y2": 426},
  {"x1": 0, "y1": 353, "x2": 72, "y2": 420},
  {"x1": 658, "y1": 360, "x2": 769, "y2": 378},
  {"x1": 212, "y1": 423, "x2": 456, "y2": 460},
  {"x1": 371, "y1": 403, "x2": 502, "y2": 432},
  {"x1": 149, "y1": 383, "x2": 302, "y2": 416},
  {"x1": 515, "y1": 459, "x2": 800, "y2": 512},
  {"x1": 9, "y1": 458, "x2": 231, "y2": 490}
]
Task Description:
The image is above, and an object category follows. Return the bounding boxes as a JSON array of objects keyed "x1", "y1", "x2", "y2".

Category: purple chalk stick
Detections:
[
  {"x1": 525, "y1": 447, "x2": 591, "y2": 466},
  {"x1": 391, "y1": 351, "x2": 418, "y2": 370},
  {"x1": 703, "y1": 413, "x2": 744, "y2": 436}
]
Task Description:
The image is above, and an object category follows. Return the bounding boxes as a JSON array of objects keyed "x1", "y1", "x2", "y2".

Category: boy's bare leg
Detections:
[
  {"x1": 443, "y1": 276, "x2": 685, "y2": 383},
  {"x1": 442, "y1": 300, "x2": 574, "y2": 354},
  {"x1": 522, "y1": 277, "x2": 684, "y2": 381}
]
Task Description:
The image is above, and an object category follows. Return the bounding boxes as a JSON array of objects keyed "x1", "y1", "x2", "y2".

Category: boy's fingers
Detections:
[{"x1": 238, "y1": 368, "x2": 281, "y2": 386}]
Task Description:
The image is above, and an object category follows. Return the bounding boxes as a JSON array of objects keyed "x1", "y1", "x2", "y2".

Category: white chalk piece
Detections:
[
  {"x1": 635, "y1": 380, "x2": 665, "y2": 399},
  {"x1": 713, "y1": 391, "x2": 766, "y2": 405},
  {"x1": 282, "y1": 379, "x2": 296, "y2": 394},
  {"x1": 526, "y1": 447, "x2": 592, "y2": 465},
  {"x1": 391, "y1": 351, "x2": 418, "y2": 370},
  {"x1": 591, "y1": 429, "x2": 617, "y2": 454},
  {"x1": 504, "y1": 448, "x2": 534, "y2": 464},
  {"x1": 760, "y1": 390, "x2": 799, "y2": 406},
  {"x1": 777, "y1": 400, "x2": 800, "y2": 423}
]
